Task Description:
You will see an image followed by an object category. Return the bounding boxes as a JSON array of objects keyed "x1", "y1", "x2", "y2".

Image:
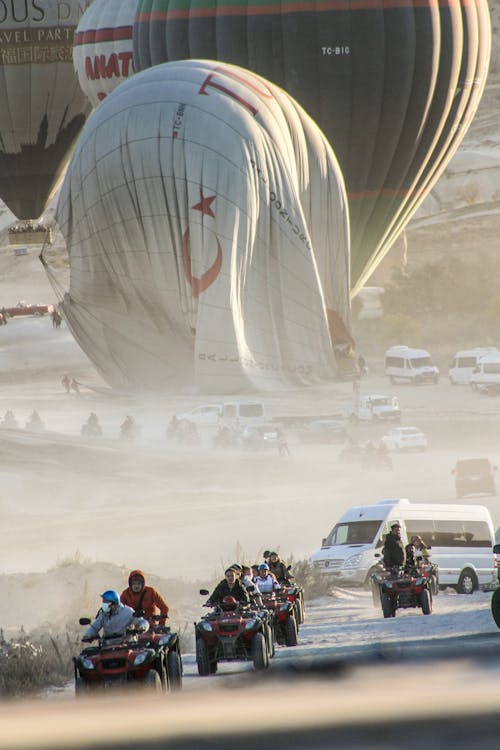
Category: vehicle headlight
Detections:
[
  {"x1": 244, "y1": 619, "x2": 258, "y2": 630},
  {"x1": 133, "y1": 652, "x2": 148, "y2": 666},
  {"x1": 384, "y1": 581, "x2": 393, "y2": 589},
  {"x1": 200, "y1": 621, "x2": 213, "y2": 633},
  {"x1": 414, "y1": 578, "x2": 425, "y2": 586},
  {"x1": 81, "y1": 658, "x2": 95, "y2": 670},
  {"x1": 279, "y1": 603, "x2": 291, "y2": 612},
  {"x1": 344, "y1": 553, "x2": 363, "y2": 569},
  {"x1": 157, "y1": 635, "x2": 172, "y2": 646}
]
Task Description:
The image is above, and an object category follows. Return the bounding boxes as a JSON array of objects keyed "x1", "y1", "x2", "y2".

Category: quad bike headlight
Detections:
[
  {"x1": 244, "y1": 619, "x2": 258, "y2": 630},
  {"x1": 133, "y1": 650, "x2": 154, "y2": 667},
  {"x1": 384, "y1": 581, "x2": 393, "y2": 589},
  {"x1": 200, "y1": 622, "x2": 213, "y2": 633},
  {"x1": 158, "y1": 634, "x2": 172, "y2": 646},
  {"x1": 279, "y1": 603, "x2": 292, "y2": 612},
  {"x1": 81, "y1": 658, "x2": 95, "y2": 670}
]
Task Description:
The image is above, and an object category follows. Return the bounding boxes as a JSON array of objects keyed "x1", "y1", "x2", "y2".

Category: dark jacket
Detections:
[
  {"x1": 383, "y1": 532, "x2": 406, "y2": 569},
  {"x1": 268, "y1": 559, "x2": 291, "y2": 583},
  {"x1": 207, "y1": 579, "x2": 250, "y2": 606}
]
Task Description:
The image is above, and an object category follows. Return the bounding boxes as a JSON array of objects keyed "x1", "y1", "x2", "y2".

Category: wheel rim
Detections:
[{"x1": 460, "y1": 574, "x2": 474, "y2": 594}]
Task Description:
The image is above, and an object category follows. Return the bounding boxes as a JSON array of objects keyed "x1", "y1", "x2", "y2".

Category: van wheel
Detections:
[{"x1": 456, "y1": 569, "x2": 477, "y2": 595}]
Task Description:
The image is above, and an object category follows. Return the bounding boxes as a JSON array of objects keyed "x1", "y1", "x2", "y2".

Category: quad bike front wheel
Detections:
[
  {"x1": 196, "y1": 638, "x2": 211, "y2": 677},
  {"x1": 285, "y1": 615, "x2": 298, "y2": 646},
  {"x1": 420, "y1": 588, "x2": 432, "y2": 615},
  {"x1": 252, "y1": 632, "x2": 269, "y2": 671},
  {"x1": 491, "y1": 589, "x2": 500, "y2": 629},
  {"x1": 143, "y1": 670, "x2": 162, "y2": 692},
  {"x1": 167, "y1": 650, "x2": 183, "y2": 691},
  {"x1": 381, "y1": 591, "x2": 396, "y2": 618}
]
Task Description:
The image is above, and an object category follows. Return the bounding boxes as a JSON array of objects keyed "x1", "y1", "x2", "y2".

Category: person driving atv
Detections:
[
  {"x1": 120, "y1": 570, "x2": 170, "y2": 626},
  {"x1": 207, "y1": 568, "x2": 250, "y2": 608},
  {"x1": 382, "y1": 523, "x2": 406, "y2": 570},
  {"x1": 268, "y1": 552, "x2": 293, "y2": 584},
  {"x1": 82, "y1": 590, "x2": 149, "y2": 641}
]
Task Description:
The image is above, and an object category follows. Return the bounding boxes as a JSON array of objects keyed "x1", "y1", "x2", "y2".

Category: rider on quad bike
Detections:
[
  {"x1": 82, "y1": 590, "x2": 149, "y2": 641},
  {"x1": 121, "y1": 570, "x2": 170, "y2": 625},
  {"x1": 383, "y1": 523, "x2": 406, "y2": 570},
  {"x1": 207, "y1": 568, "x2": 250, "y2": 607}
]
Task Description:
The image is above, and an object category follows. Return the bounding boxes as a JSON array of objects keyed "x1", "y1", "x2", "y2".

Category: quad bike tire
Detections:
[
  {"x1": 285, "y1": 615, "x2": 298, "y2": 646},
  {"x1": 144, "y1": 669, "x2": 162, "y2": 692},
  {"x1": 491, "y1": 588, "x2": 500, "y2": 629},
  {"x1": 430, "y1": 575, "x2": 439, "y2": 596},
  {"x1": 381, "y1": 591, "x2": 396, "y2": 618},
  {"x1": 75, "y1": 677, "x2": 89, "y2": 697},
  {"x1": 252, "y1": 632, "x2": 269, "y2": 671},
  {"x1": 167, "y1": 649, "x2": 183, "y2": 691},
  {"x1": 196, "y1": 638, "x2": 211, "y2": 677},
  {"x1": 420, "y1": 588, "x2": 432, "y2": 615}
]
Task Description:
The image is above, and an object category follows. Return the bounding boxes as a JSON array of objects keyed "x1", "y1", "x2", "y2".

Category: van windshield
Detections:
[
  {"x1": 410, "y1": 356, "x2": 432, "y2": 368},
  {"x1": 324, "y1": 520, "x2": 382, "y2": 546}
]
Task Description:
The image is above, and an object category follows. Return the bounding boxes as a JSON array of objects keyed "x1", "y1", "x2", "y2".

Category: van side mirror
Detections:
[
  {"x1": 493, "y1": 544, "x2": 500, "y2": 555},
  {"x1": 79, "y1": 617, "x2": 91, "y2": 626},
  {"x1": 199, "y1": 589, "x2": 209, "y2": 596},
  {"x1": 374, "y1": 553, "x2": 381, "y2": 558},
  {"x1": 322, "y1": 538, "x2": 327, "y2": 546}
]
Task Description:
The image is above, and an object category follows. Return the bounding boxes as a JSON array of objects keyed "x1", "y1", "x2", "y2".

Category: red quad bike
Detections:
[
  {"x1": 281, "y1": 584, "x2": 305, "y2": 626},
  {"x1": 74, "y1": 616, "x2": 183, "y2": 696},
  {"x1": 374, "y1": 566, "x2": 432, "y2": 618},
  {"x1": 195, "y1": 592, "x2": 271, "y2": 676},
  {"x1": 261, "y1": 590, "x2": 298, "y2": 646}
]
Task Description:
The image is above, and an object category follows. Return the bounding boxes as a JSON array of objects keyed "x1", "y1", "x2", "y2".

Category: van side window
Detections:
[
  {"x1": 386, "y1": 356, "x2": 403, "y2": 368},
  {"x1": 406, "y1": 520, "x2": 491, "y2": 548}
]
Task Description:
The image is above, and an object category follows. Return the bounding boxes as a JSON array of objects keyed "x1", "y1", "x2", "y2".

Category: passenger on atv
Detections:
[
  {"x1": 268, "y1": 552, "x2": 293, "y2": 584},
  {"x1": 254, "y1": 563, "x2": 282, "y2": 594},
  {"x1": 82, "y1": 590, "x2": 149, "y2": 642},
  {"x1": 207, "y1": 568, "x2": 250, "y2": 607},
  {"x1": 121, "y1": 570, "x2": 170, "y2": 625}
]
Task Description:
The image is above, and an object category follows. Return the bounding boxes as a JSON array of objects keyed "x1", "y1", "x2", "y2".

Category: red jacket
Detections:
[{"x1": 120, "y1": 569, "x2": 169, "y2": 622}]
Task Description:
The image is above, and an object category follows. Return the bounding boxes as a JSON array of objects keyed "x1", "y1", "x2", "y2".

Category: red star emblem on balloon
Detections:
[{"x1": 192, "y1": 187, "x2": 216, "y2": 217}]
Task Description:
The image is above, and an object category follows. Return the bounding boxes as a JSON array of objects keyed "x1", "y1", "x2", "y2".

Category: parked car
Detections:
[
  {"x1": 381, "y1": 426, "x2": 427, "y2": 452},
  {"x1": 297, "y1": 419, "x2": 347, "y2": 444},
  {"x1": 4, "y1": 301, "x2": 54, "y2": 317},
  {"x1": 349, "y1": 395, "x2": 401, "y2": 424},
  {"x1": 452, "y1": 458, "x2": 497, "y2": 499},
  {"x1": 173, "y1": 404, "x2": 222, "y2": 426}
]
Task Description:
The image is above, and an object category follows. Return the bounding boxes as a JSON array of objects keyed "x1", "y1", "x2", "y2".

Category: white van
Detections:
[
  {"x1": 219, "y1": 400, "x2": 265, "y2": 427},
  {"x1": 469, "y1": 353, "x2": 500, "y2": 390},
  {"x1": 308, "y1": 498, "x2": 496, "y2": 594},
  {"x1": 449, "y1": 347, "x2": 499, "y2": 385},
  {"x1": 385, "y1": 346, "x2": 439, "y2": 384}
]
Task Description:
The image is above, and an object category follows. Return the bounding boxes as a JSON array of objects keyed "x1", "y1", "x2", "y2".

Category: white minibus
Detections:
[
  {"x1": 449, "y1": 347, "x2": 499, "y2": 385},
  {"x1": 309, "y1": 498, "x2": 496, "y2": 594},
  {"x1": 385, "y1": 346, "x2": 439, "y2": 384}
]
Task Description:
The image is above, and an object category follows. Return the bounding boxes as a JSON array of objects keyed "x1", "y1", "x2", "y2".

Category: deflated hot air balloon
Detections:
[
  {"x1": 73, "y1": 0, "x2": 137, "y2": 109},
  {"x1": 0, "y1": 0, "x2": 93, "y2": 220},
  {"x1": 133, "y1": 0, "x2": 491, "y2": 293},
  {"x1": 52, "y1": 60, "x2": 350, "y2": 393}
]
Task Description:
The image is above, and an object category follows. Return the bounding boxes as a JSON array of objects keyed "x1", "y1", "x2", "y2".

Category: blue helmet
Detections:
[
  {"x1": 101, "y1": 589, "x2": 120, "y2": 604},
  {"x1": 258, "y1": 563, "x2": 270, "y2": 571}
]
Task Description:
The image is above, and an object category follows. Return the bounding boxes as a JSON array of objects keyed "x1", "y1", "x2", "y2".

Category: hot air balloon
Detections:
[
  {"x1": 0, "y1": 0, "x2": 93, "y2": 221},
  {"x1": 73, "y1": 0, "x2": 137, "y2": 109},
  {"x1": 133, "y1": 0, "x2": 491, "y2": 293},
  {"x1": 52, "y1": 60, "x2": 350, "y2": 393}
]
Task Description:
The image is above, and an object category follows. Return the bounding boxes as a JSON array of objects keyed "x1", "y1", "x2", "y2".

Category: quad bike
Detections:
[
  {"x1": 195, "y1": 592, "x2": 272, "y2": 675},
  {"x1": 279, "y1": 584, "x2": 305, "y2": 627},
  {"x1": 260, "y1": 591, "x2": 298, "y2": 646},
  {"x1": 81, "y1": 422, "x2": 103, "y2": 438},
  {"x1": 74, "y1": 617, "x2": 182, "y2": 695},
  {"x1": 373, "y1": 566, "x2": 432, "y2": 618},
  {"x1": 419, "y1": 560, "x2": 439, "y2": 597}
]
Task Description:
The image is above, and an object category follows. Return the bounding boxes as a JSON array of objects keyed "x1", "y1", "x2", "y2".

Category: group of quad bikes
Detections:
[
  {"x1": 73, "y1": 584, "x2": 304, "y2": 695},
  {"x1": 370, "y1": 559, "x2": 439, "y2": 618},
  {"x1": 195, "y1": 584, "x2": 305, "y2": 675}
]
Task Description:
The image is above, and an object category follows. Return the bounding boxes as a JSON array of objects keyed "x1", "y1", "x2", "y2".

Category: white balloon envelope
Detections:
[
  {"x1": 55, "y1": 60, "x2": 351, "y2": 393},
  {"x1": 73, "y1": 0, "x2": 137, "y2": 109}
]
